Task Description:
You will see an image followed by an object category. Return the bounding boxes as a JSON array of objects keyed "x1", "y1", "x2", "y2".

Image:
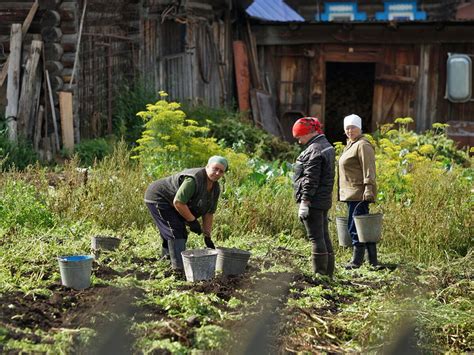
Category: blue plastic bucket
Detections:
[{"x1": 58, "y1": 255, "x2": 93, "y2": 290}]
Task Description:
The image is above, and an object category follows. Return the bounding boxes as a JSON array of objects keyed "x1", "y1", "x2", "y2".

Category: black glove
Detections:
[
  {"x1": 187, "y1": 219, "x2": 202, "y2": 235},
  {"x1": 204, "y1": 236, "x2": 215, "y2": 249}
]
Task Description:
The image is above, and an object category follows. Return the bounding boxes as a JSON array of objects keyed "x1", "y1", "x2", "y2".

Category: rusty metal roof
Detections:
[{"x1": 246, "y1": 0, "x2": 305, "y2": 22}]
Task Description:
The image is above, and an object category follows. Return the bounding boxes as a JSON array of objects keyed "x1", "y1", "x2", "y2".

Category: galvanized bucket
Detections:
[
  {"x1": 216, "y1": 247, "x2": 251, "y2": 275},
  {"x1": 91, "y1": 236, "x2": 121, "y2": 251},
  {"x1": 335, "y1": 216, "x2": 352, "y2": 247},
  {"x1": 58, "y1": 255, "x2": 93, "y2": 290},
  {"x1": 181, "y1": 249, "x2": 218, "y2": 282},
  {"x1": 354, "y1": 213, "x2": 383, "y2": 243}
]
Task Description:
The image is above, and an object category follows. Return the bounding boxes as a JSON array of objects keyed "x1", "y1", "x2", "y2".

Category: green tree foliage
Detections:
[{"x1": 133, "y1": 92, "x2": 248, "y2": 178}]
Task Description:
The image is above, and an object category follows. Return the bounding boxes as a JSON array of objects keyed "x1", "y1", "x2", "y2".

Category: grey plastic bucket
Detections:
[
  {"x1": 181, "y1": 249, "x2": 218, "y2": 282},
  {"x1": 336, "y1": 217, "x2": 352, "y2": 247},
  {"x1": 58, "y1": 255, "x2": 93, "y2": 290},
  {"x1": 91, "y1": 236, "x2": 121, "y2": 251},
  {"x1": 354, "y1": 213, "x2": 383, "y2": 243},
  {"x1": 216, "y1": 247, "x2": 251, "y2": 275}
]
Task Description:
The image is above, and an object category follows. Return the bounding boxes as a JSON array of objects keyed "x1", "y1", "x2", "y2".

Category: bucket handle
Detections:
[{"x1": 352, "y1": 201, "x2": 366, "y2": 219}]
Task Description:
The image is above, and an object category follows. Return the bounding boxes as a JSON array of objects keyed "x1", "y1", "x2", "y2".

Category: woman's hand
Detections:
[
  {"x1": 187, "y1": 219, "x2": 202, "y2": 234},
  {"x1": 363, "y1": 186, "x2": 375, "y2": 202},
  {"x1": 203, "y1": 235, "x2": 215, "y2": 249},
  {"x1": 298, "y1": 201, "x2": 310, "y2": 221}
]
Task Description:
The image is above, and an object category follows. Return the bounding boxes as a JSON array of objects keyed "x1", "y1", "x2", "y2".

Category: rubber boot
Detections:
[
  {"x1": 327, "y1": 253, "x2": 335, "y2": 279},
  {"x1": 160, "y1": 239, "x2": 170, "y2": 260},
  {"x1": 345, "y1": 244, "x2": 365, "y2": 269},
  {"x1": 312, "y1": 253, "x2": 328, "y2": 275},
  {"x1": 366, "y1": 243, "x2": 378, "y2": 267},
  {"x1": 168, "y1": 238, "x2": 186, "y2": 270},
  {"x1": 161, "y1": 247, "x2": 170, "y2": 260}
]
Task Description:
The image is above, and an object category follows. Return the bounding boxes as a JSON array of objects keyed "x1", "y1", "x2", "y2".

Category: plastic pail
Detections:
[
  {"x1": 181, "y1": 249, "x2": 218, "y2": 282},
  {"x1": 91, "y1": 236, "x2": 121, "y2": 251},
  {"x1": 354, "y1": 213, "x2": 383, "y2": 243},
  {"x1": 336, "y1": 217, "x2": 352, "y2": 247},
  {"x1": 216, "y1": 247, "x2": 251, "y2": 275},
  {"x1": 58, "y1": 255, "x2": 94, "y2": 290}
]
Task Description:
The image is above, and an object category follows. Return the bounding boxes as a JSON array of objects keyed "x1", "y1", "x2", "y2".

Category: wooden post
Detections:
[
  {"x1": 59, "y1": 91, "x2": 74, "y2": 151},
  {"x1": 69, "y1": 0, "x2": 87, "y2": 88},
  {"x1": 0, "y1": 1, "x2": 39, "y2": 87},
  {"x1": 233, "y1": 41, "x2": 251, "y2": 113},
  {"x1": 17, "y1": 40, "x2": 43, "y2": 138},
  {"x1": 5, "y1": 24, "x2": 22, "y2": 143},
  {"x1": 45, "y1": 70, "x2": 61, "y2": 151},
  {"x1": 34, "y1": 105, "x2": 44, "y2": 151}
]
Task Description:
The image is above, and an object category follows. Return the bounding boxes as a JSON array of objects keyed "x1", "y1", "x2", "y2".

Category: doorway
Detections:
[{"x1": 324, "y1": 62, "x2": 375, "y2": 143}]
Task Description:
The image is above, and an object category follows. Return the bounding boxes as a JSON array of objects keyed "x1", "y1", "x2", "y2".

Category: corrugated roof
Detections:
[{"x1": 246, "y1": 0, "x2": 305, "y2": 22}]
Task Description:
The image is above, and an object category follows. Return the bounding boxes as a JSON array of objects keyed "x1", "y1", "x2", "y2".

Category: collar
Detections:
[
  {"x1": 306, "y1": 133, "x2": 325, "y2": 146},
  {"x1": 346, "y1": 134, "x2": 365, "y2": 148}
]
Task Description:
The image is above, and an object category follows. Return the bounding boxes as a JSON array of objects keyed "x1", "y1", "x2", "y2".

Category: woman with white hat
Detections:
[{"x1": 338, "y1": 114, "x2": 378, "y2": 269}]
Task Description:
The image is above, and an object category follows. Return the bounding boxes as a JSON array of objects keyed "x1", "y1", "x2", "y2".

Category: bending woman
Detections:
[{"x1": 144, "y1": 156, "x2": 227, "y2": 271}]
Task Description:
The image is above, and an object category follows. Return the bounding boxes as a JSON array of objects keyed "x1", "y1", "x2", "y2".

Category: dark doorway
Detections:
[{"x1": 324, "y1": 62, "x2": 375, "y2": 143}]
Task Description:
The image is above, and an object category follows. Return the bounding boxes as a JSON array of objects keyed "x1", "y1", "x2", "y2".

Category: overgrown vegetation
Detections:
[
  {"x1": 184, "y1": 104, "x2": 300, "y2": 162},
  {"x1": 0, "y1": 116, "x2": 38, "y2": 170},
  {"x1": 113, "y1": 80, "x2": 159, "y2": 144},
  {"x1": 0, "y1": 97, "x2": 471, "y2": 353}
]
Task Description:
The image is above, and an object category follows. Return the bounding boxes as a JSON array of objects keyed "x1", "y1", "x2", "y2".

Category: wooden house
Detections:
[
  {"x1": 240, "y1": 0, "x2": 474, "y2": 143},
  {"x1": 0, "y1": 0, "x2": 233, "y2": 152},
  {"x1": 1, "y1": 0, "x2": 473, "y2": 152}
]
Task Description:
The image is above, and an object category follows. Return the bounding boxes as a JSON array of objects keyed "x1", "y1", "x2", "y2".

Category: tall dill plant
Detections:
[
  {"x1": 134, "y1": 92, "x2": 248, "y2": 178},
  {"x1": 370, "y1": 118, "x2": 472, "y2": 263}
]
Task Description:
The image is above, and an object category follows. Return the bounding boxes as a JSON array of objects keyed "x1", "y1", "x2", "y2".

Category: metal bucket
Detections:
[
  {"x1": 336, "y1": 217, "x2": 352, "y2": 247},
  {"x1": 58, "y1": 255, "x2": 93, "y2": 290},
  {"x1": 181, "y1": 249, "x2": 218, "y2": 282},
  {"x1": 216, "y1": 247, "x2": 251, "y2": 275},
  {"x1": 91, "y1": 236, "x2": 121, "y2": 251},
  {"x1": 354, "y1": 213, "x2": 383, "y2": 243}
]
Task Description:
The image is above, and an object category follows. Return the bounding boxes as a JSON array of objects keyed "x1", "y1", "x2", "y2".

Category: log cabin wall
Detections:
[{"x1": 1, "y1": 0, "x2": 233, "y2": 143}]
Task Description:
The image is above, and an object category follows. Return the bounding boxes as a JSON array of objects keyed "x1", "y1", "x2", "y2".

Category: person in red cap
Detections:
[{"x1": 292, "y1": 117, "x2": 336, "y2": 277}]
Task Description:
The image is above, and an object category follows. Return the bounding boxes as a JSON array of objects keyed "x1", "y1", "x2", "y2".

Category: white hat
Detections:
[{"x1": 343, "y1": 114, "x2": 362, "y2": 130}]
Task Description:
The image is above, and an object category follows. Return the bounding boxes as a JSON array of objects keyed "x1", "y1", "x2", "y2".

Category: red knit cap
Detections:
[{"x1": 292, "y1": 117, "x2": 323, "y2": 138}]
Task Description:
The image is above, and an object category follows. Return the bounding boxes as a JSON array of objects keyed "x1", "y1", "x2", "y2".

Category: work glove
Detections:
[
  {"x1": 204, "y1": 236, "x2": 215, "y2": 249},
  {"x1": 363, "y1": 185, "x2": 375, "y2": 202},
  {"x1": 298, "y1": 201, "x2": 310, "y2": 221},
  {"x1": 187, "y1": 219, "x2": 202, "y2": 235}
]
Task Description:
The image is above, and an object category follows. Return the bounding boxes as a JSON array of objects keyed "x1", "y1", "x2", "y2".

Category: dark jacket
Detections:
[
  {"x1": 293, "y1": 134, "x2": 335, "y2": 210},
  {"x1": 144, "y1": 168, "x2": 220, "y2": 218}
]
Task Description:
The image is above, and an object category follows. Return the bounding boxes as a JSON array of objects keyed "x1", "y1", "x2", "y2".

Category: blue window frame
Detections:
[
  {"x1": 319, "y1": 2, "x2": 367, "y2": 22},
  {"x1": 375, "y1": 1, "x2": 427, "y2": 21}
]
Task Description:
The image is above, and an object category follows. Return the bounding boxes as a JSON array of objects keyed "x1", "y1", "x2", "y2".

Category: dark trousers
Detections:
[
  {"x1": 303, "y1": 208, "x2": 334, "y2": 254},
  {"x1": 146, "y1": 202, "x2": 188, "y2": 246},
  {"x1": 347, "y1": 201, "x2": 369, "y2": 246}
]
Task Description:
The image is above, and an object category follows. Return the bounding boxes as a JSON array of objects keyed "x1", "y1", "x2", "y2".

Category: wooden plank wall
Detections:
[
  {"x1": 436, "y1": 43, "x2": 474, "y2": 124},
  {"x1": 259, "y1": 40, "x2": 474, "y2": 136},
  {"x1": 75, "y1": 0, "x2": 141, "y2": 138}
]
